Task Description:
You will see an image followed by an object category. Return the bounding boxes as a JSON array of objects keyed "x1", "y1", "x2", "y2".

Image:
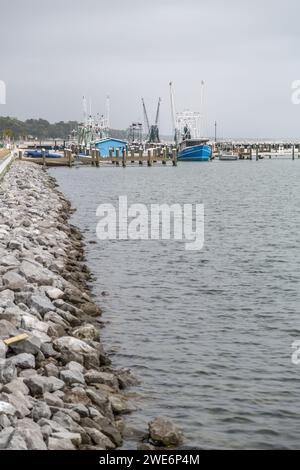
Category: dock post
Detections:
[
  {"x1": 116, "y1": 148, "x2": 120, "y2": 166},
  {"x1": 147, "y1": 149, "x2": 152, "y2": 167},
  {"x1": 250, "y1": 147, "x2": 253, "y2": 160},
  {"x1": 139, "y1": 148, "x2": 143, "y2": 165},
  {"x1": 122, "y1": 148, "x2": 127, "y2": 167},
  {"x1": 18, "y1": 150, "x2": 23, "y2": 160},
  {"x1": 256, "y1": 146, "x2": 259, "y2": 161},
  {"x1": 42, "y1": 149, "x2": 46, "y2": 167},
  {"x1": 172, "y1": 148, "x2": 178, "y2": 166},
  {"x1": 162, "y1": 147, "x2": 167, "y2": 165},
  {"x1": 130, "y1": 149, "x2": 135, "y2": 163},
  {"x1": 68, "y1": 150, "x2": 72, "y2": 167},
  {"x1": 109, "y1": 148, "x2": 113, "y2": 162},
  {"x1": 292, "y1": 144, "x2": 295, "y2": 160},
  {"x1": 95, "y1": 149, "x2": 100, "y2": 167}
]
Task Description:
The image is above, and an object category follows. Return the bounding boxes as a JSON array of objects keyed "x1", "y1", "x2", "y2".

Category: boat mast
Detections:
[
  {"x1": 200, "y1": 80, "x2": 205, "y2": 138},
  {"x1": 169, "y1": 82, "x2": 178, "y2": 144}
]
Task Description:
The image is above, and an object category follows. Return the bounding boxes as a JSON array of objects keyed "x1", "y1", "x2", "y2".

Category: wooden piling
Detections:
[
  {"x1": 256, "y1": 146, "x2": 259, "y2": 161},
  {"x1": 139, "y1": 148, "x2": 143, "y2": 165},
  {"x1": 122, "y1": 148, "x2": 127, "y2": 167},
  {"x1": 172, "y1": 148, "x2": 178, "y2": 166},
  {"x1": 68, "y1": 150, "x2": 72, "y2": 167},
  {"x1": 130, "y1": 149, "x2": 135, "y2": 163},
  {"x1": 147, "y1": 149, "x2": 152, "y2": 167},
  {"x1": 18, "y1": 150, "x2": 23, "y2": 160},
  {"x1": 162, "y1": 147, "x2": 167, "y2": 165},
  {"x1": 42, "y1": 149, "x2": 46, "y2": 167},
  {"x1": 292, "y1": 144, "x2": 295, "y2": 160},
  {"x1": 116, "y1": 148, "x2": 120, "y2": 166},
  {"x1": 249, "y1": 147, "x2": 253, "y2": 160},
  {"x1": 95, "y1": 149, "x2": 100, "y2": 167}
]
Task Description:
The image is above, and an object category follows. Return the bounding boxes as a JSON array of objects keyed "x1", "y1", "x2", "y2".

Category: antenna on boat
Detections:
[
  {"x1": 83, "y1": 96, "x2": 88, "y2": 126},
  {"x1": 106, "y1": 94, "x2": 110, "y2": 130}
]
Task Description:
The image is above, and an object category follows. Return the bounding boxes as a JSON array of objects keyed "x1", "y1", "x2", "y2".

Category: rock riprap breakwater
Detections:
[{"x1": 0, "y1": 161, "x2": 136, "y2": 450}]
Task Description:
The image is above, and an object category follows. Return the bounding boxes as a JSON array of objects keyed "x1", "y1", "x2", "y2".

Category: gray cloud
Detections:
[{"x1": 0, "y1": 0, "x2": 300, "y2": 138}]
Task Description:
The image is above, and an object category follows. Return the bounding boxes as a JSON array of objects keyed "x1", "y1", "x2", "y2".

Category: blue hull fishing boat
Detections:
[
  {"x1": 177, "y1": 139, "x2": 211, "y2": 162},
  {"x1": 169, "y1": 82, "x2": 211, "y2": 162},
  {"x1": 24, "y1": 150, "x2": 63, "y2": 159}
]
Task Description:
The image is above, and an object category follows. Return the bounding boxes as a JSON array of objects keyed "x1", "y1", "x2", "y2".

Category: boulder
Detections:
[
  {"x1": 29, "y1": 294, "x2": 54, "y2": 315},
  {"x1": 32, "y1": 401, "x2": 51, "y2": 421},
  {"x1": 84, "y1": 371, "x2": 118, "y2": 389},
  {"x1": 72, "y1": 324, "x2": 99, "y2": 341},
  {"x1": 8, "y1": 335, "x2": 42, "y2": 356},
  {"x1": 20, "y1": 259, "x2": 55, "y2": 286},
  {"x1": 0, "y1": 401, "x2": 17, "y2": 416},
  {"x1": 0, "y1": 290, "x2": 15, "y2": 308},
  {"x1": 0, "y1": 359, "x2": 17, "y2": 384},
  {"x1": 2, "y1": 378, "x2": 29, "y2": 395},
  {"x1": 0, "y1": 340, "x2": 7, "y2": 359},
  {"x1": 60, "y1": 369, "x2": 85, "y2": 386},
  {"x1": 14, "y1": 418, "x2": 47, "y2": 450},
  {"x1": 2, "y1": 271, "x2": 26, "y2": 291},
  {"x1": 11, "y1": 353, "x2": 35, "y2": 369},
  {"x1": 148, "y1": 417, "x2": 183, "y2": 447},
  {"x1": 53, "y1": 337, "x2": 99, "y2": 369},
  {"x1": 48, "y1": 436, "x2": 76, "y2": 450},
  {"x1": 45, "y1": 287, "x2": 64, "y2": 301}
]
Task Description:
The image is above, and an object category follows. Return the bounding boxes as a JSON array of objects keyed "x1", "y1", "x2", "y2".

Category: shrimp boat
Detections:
[
  {"x1": 170, "y1": 82, "x2": 211, "y2": 162},
  {"x1": 178, "y1": 138, "x2": 211, "y2": 161}
]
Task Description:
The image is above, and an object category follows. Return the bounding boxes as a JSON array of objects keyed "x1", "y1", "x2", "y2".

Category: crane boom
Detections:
[
  {"x1": 142, "y1": 98, "x2": 150, "y2": 133},
  {"x1": 155, "y1": 97, "x2": 162, "y2": 126}
]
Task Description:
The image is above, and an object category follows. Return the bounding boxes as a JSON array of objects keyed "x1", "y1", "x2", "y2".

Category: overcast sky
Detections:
[{"x1": 0, "y1": 0, "x2": 300, "y2": 138}]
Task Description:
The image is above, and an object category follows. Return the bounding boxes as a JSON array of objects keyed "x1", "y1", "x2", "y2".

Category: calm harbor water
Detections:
[{"x1": 50, "y1": 160, "x2": 300, "y2": 449}]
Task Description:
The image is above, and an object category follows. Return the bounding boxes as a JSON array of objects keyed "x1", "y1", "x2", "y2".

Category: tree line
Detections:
[{"x1": 0, "y1": 116, "x2": 127, "y2": 141}]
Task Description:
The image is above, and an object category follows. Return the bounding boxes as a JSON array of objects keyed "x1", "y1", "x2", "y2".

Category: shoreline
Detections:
[{"x1": 0, "y1": 161, "x2": 136, "y2": 450}]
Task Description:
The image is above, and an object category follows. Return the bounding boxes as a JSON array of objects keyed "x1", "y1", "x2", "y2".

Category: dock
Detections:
[{"x1": 18, "y1": 147, "x2": 178, "y2": 168}]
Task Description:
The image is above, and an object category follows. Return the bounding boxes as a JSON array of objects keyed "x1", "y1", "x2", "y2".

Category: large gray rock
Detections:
[
  {"x1": 0, "y1": 427, "x2": 14, "y2": 449},
  {"x1": 0, "y1": 290, "x2": 15, "y2": 309},
  {"x1": 11, "y1": 353, "x2": 35, "y2": 369},
  {"x1": 2, "y1": 271, "x2": 26, "y2": 291},
  {"x1": 83, "y1": 427, "x2": 115, "y2": 449},
  {"x1": 0, "y1": 319, "x2": 18, "y2": 340},
  {"x1": 51, "y1": 431, "x2": 81, "y2": 447},
  {"x1": 45, "y1": 287, "x2": 64, "y2": 301},
  {"x1": 32, "y1": 401, "x2": 51, "y2": 421},
  {"x1": 0, "y1": 340, "x2": 7, "y2": 359},
  {"x1": 0, "y1": 401, "x2": 17, "y2": 416},
  {"x1": 2, "y1": 391, "x2": 31, "y2": 418},
  {"x1": 30, "y1": 294, "x2": 54, "y2": 315},
  {"x1": 8, "y1": 335, "x2": 42, "y2": 356},
  {"x1": 0, "y1": 359, "x2": 17, "y2": 384},
  {"x1": 84, "y1": 371, "x2": 118, "y2": 389},
  {"x1": 60, "y1": 369, "x2": 85, "y2": 386},
  {"x1": 24, "y1": 376, "x2": 64, "y2": 396},
  {"x1": 43, "y1": 392, "x2": 64, "y2": 408},
  {"x1": 0, "y1": 305, "x2": 23, "y2": 327},
  {"x1": 53, "y1": 337, "x2": 99, "y2": 369},
  {"x1": 72, "y1": 324, "x2": 99, "y2": 341},
  {"x1": 48, "y1": 436, "x2": 76, "y2": 450},
  {"x1": 14, "y1": 418, "x2": 47, "y2": 450},
  {"x1": 20, "y1": 259, "x2": 55, "y2": 286},
  {"x1": 6, "y1": 432, "x2": 28, "y2": 450},
  {"x1": 2, "y1": 377, "x2": 29, "y2": 395},
  {"x1": 148, "y1": 417, "x2": 183, "y2": 447}
]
